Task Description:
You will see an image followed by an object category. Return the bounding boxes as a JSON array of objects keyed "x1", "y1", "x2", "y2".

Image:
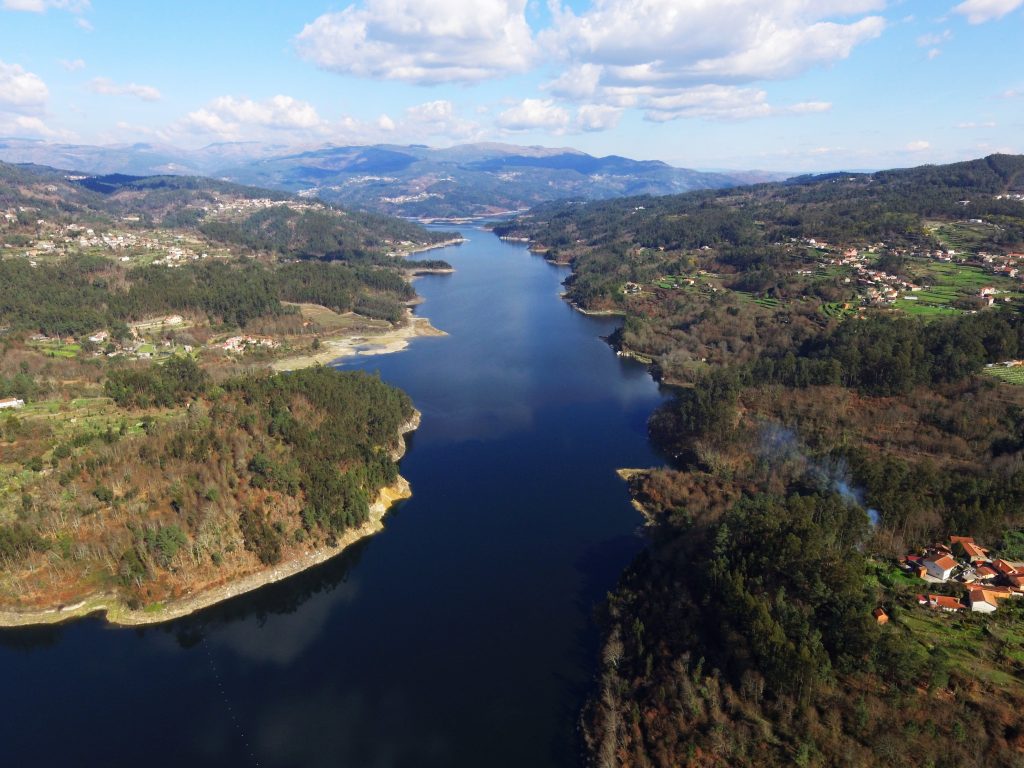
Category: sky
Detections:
[{"x1": 0, "y1": 0, "x2": 1021, "y2": 172}]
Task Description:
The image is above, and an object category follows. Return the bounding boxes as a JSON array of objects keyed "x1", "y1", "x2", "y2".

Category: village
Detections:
[
  {"x1": 896, "y1": 536, "x2": 1024, "y2": 616},
  {"x1": 25, "y1": 314, "x2": 281, "y2": 366},
  {"x1": 628, "y1": 229, "x2": 1024, "y2": 319},
  {"x1": 1, "y1": 205, "x2": 232, "y2": 267},
  {"x1": 0, "y1": 192, "x2": 332, "y2": 267}
]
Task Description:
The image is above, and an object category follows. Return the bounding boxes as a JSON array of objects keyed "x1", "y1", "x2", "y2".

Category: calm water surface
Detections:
[{"x1": 1, "y1": 229, "x2": 666, "y2": 768}]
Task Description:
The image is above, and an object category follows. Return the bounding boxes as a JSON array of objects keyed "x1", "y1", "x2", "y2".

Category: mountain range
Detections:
[{"x1": 0, "y1": 138, "x2": 789, "y2": 219}]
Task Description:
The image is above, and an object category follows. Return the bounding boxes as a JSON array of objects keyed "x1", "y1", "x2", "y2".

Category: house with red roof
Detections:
[
  {"x1": 928, "y1": 594, "x2": 964, "y2": 612},
  {"x1": 924, "y1": 554, "x2": 958, "y2": 581},
  {"x1": 968, "y1": 587, "x2": 998, "y2": 613}
]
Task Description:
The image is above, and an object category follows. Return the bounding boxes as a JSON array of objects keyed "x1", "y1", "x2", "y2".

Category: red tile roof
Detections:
[
  {"x1": 928, "y1": 555, "x2": 958, "y2": 572},
  {"x1": 929, "y1": 594, "x2": 964, "y2": 611},
  {"x1": 961, "y1": 542, "x2": 987, "y2": 561},
  {"x1": 994, "y1": 559, "x2": 1020, "y2": 576}
]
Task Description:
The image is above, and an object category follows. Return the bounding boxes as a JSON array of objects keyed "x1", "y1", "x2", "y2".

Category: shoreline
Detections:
[
  {"x1": 401, "y1": 237, "x2": 465, "y2": 255},
  {"x1": 0, "y1": 412, "x2": 422, "y2": 629},
  {"x1": 271, "y1": 309, "x2": 446, "y2": 371},
  {"x1": 616, "y1": 468, "x2": 658, "y2": 523}
]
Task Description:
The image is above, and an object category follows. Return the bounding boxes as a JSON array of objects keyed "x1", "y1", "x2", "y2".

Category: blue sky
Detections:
[{"x1": 0, "y1": 0, "x2": 1021, "y2": 171}]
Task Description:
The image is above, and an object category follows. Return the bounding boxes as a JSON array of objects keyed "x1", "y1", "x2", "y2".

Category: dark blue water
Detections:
[{"x1": 0, "y1": 229, "x2": 666, "y2": 767}]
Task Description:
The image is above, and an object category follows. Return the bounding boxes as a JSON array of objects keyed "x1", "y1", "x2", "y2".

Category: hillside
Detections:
[
  {"x1": 0, "y1": 139, "x2": 788, "y2": 218},
  {"x1": 0, "y1": 364, "x2": 416, "y2": 620},
  {"x1": 0, "y1": 162, "x2": 448, "y2": 624},
  {"x1": 504, "y1": 155, "x2": 1024, "y2": 767}
]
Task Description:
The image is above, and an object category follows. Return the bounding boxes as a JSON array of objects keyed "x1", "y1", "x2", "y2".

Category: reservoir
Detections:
[{"x1": 0, "y1": 229, "x2": 666, "y2": 767}]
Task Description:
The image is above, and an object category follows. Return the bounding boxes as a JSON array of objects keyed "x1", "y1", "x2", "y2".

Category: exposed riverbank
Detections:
[
  {"x1": 271, "y1": 309, "x2": 446, "y2": 371},
  {"x1": 401, "y1": 237, "x2": 466, "y2": 255},
  {"x1": 0, "y1": 412, "x2": 421, "y2": 628}
]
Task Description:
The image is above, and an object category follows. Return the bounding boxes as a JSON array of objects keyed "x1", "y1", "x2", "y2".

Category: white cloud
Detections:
[
  {"x1": 917, "y1": 30, "x2": 952, "y2": 46},
  {"x1": 168, "y1": 96, "x2": 485, "y2": 147},
  {"x1": 952, "y1": 0, "x2": 1024, "y2": 24},
  {"x1": 75, "y1": 16, "x2": 91, "y2": 31},
  {"x1": 498, "y1": 98, "x2": 571, "y2": 132},
  {"x1": 0, "y1": 60, "x2": 49, "y2": 113},
  {"x1": 1003, "y1": 87, "x2": 1023, "y2": 98},
  {"x1": 596, "y1": 83, "x2": 829, "y2": 122},
  {"x1": 544, "y1": 63, "x2": 603, "y2": 100},
  {"x1": 0, "y1": 60, "x2": 64, "y2": 139},
  {"x1": 184, "y1": 95, "x2": 325, "y2": 140},
  {"x1": 0, "y1": 113, "x2": 68, "y2": 138},
  {"x1": 533, "y1": 2, "x2": 879, "y2": 129},
  {"x1": 542, "y1": 1, "x2": 886, "y2": 89},
  {"x1": 2, "y1": 0, "x2": 89, "y2": 11},
  {"x1": 906, "y1": 139, "x2": 931, "y2": 151},
  {"x1": 88, "y1": 77, "x2": 161, "y2": 101},
  {"x1": 576, "y1": 104, "x2": 622, "y2": 132},
  {"x1": 59, "y1": 58, "x2": 85, "y2": 71},
  {"x1": 399, "y1": 99, "x2": 483, "y2": 141},
  {"x1": 296, "y1": 0, "x2": 536, "y2": 84},
  {"x1": 956, "y1": 120, "x2": 997, "y2": 128}
]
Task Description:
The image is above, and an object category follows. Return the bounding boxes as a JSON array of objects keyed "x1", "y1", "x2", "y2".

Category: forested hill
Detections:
[
  {"x1": 0, "y1": 161, "x2": 437, "y2": 623},
  {"x1": 498, "y1": 153, "x2": 1024, "y2": 259},
  {"x1": 0, "y1": 161, "x2": 450, "y2": 260},
  {"x1": 496, "y1": 154, "x2": 1024, "y2": 383},
  {"x1": 498, "y1": 155, "x2": 1024, "y2": 767},
  {"x1": 0, "y1": 139, "x2": 791, "y2": 218}
]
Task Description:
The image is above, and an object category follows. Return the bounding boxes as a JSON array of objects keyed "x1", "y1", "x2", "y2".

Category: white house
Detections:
[
  {"x1": 969, "y1": 588, "x2": 998, "y2": 614},
  {"x1": 0, "y1": 397, "x2": 25, "y2": 410},
  {"x1": 924, "y1": 554, "x2": 957, "y2": 581}
]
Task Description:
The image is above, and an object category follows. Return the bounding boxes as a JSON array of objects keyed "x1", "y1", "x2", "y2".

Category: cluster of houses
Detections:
[
  {"x1": 900, "y1": 536, "x2": 1024, "y2": 614},
  {"x1": 203, "y1": 197, "x2": 323, "y2": 216},
  {"x1": 217, "y1": 335, "x2": 279, "y2": 354},
  {"x1": 979, "y1": 251, "x2": 1024, "y2": 282},
  {"x1": 855, "y1": 264, "x2": 922, "y2": 305}
]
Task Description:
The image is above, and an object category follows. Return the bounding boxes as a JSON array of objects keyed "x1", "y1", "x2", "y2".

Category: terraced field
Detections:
[{"x1": 983, "y1": 365, "x2": 1024, "y2": 385}]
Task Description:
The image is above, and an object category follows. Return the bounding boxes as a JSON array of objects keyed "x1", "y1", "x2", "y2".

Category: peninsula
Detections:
[{"x1": 0, "y1": 163, "x2": 446, "y2": 627}]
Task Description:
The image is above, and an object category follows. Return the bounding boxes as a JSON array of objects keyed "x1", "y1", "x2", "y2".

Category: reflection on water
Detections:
[{"x1": 1, "y1": 228, "x2": 667, "y2": 768}]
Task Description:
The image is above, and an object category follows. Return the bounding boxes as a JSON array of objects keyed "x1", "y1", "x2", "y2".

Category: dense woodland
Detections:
[
  {"x1": 500, "y1": 156, "x2": 1024, "y2": 766},
  {"x1": 0, "y1": 364, "x2": 414, "y2": 608},
  {"x1": 497, "y1": 154, "x2": 1024, "y2": 383},
  {"x1": 0, "y1": 162, "x2": 435, "y2": 614},
  {"x1": 0, "y1": 162, "x2": 452, "y2": 336},
  {"x1": 0, "y1": 255, "x2": 417, "y2": 336}
]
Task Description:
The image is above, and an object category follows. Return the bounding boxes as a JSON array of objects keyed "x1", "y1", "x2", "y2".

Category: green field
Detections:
[
  {"x1": 733, "y1": 290, "x2": 781, "y2": 309},
  {"x1": 653, "y1": 274, "x2": 700, "y2": 290},
  {"x1": 983, "y1": 365, "x2": 1024, "y2": 385},
  {"x1": 892, "y1": 260, "x2": 1023, "y2": 317},
  {"x1": 893, "y1": 299, "x2": 962, "y2": 316},
  {"x1": 930, "y1": 220, "x2": 1003, "y2": 256},
  {"x1": 28, "y1": 340, "x2": 81, "y2": 358},
  {"x1": 821, "y1": 302, "x2": 857, "y2": 319}
]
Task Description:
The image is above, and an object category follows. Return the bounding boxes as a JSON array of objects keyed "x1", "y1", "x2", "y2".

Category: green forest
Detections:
[
  {"x1": 0, "y1": 363, "x2": 414, "y2": 608},
  {"x1": 0, "y1": 160, "x2": 431, "y2": 617},
  {"x1": 501, "y1": 155, "x2": 1024, "y2": 767}
]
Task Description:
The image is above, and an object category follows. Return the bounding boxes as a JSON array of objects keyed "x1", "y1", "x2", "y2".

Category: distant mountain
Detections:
[{"x1": 0, "y1": 138, "x2": 790, "y2": 218}]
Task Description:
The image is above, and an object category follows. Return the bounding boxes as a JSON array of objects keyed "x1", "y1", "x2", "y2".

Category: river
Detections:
[{"x1": 0, "y1": 228, "x2": 667, "y2": 767}]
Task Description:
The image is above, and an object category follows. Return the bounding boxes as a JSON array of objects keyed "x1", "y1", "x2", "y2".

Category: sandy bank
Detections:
[
  {"x1": 401, "y1": 237, "x2": 465, "y2": 255},
  {"x1": 272, "y1": 310, "x2": 446, "y2": 372}
]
